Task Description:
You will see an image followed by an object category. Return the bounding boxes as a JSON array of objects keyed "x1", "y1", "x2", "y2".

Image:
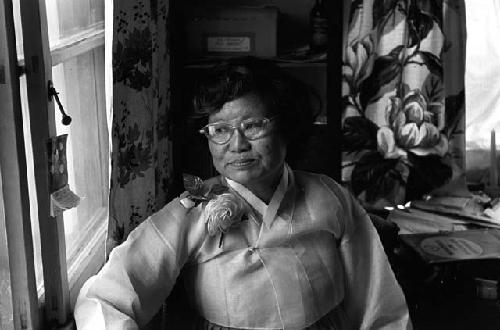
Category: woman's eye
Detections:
[
  {"x1": 212, "y1": 125, "x2": 231, "y2": 135},
  {"x1": 244, "y1": 120, "x2": 265, "y2": 130}
]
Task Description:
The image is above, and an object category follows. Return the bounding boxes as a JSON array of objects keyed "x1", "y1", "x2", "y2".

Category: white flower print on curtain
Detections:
[{"x1": 342, "y1": 0, "x2": 466, "y2": 209}]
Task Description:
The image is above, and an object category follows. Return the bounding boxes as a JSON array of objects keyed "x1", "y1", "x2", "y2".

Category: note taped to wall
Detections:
[
  {"x1": 50, "y1": 184, "x2": 80, "y2": 217},
  {"x1": 47, "y1": 134, "x2": 80, "y2": 216},
  {"x1": 47, "y1": 134, "x2": 69, "y2": 192}
]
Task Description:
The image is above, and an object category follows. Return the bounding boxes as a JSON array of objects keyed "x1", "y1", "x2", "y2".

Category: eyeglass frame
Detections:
[{"x1": 198, "y1": 116, "x2": 278, "y2": 145}]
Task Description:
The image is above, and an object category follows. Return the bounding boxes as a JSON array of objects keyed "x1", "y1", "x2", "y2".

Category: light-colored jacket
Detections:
[{"x1": 75, "y1": 168, "x2": 412, "y2": 330}]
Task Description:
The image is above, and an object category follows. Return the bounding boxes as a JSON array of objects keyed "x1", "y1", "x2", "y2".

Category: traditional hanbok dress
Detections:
[{"x1": 75, "y1": 165, "x2": 412, "y2": 330}]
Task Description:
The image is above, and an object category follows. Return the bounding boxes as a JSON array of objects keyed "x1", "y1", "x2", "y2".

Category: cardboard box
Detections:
[{"x1": 184, "y1": 6, "x2": 278, "y2": 58}]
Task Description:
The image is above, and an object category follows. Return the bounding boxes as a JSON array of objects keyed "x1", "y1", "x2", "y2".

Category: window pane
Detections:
[
  {"x1": 51, "y1": 46, "x2": 109, "y2": 260},
  {"x1": 0, "y1": 173, "x2": 14, "y2": 330},
  {"x1": 46, "y1": 0, "x2": 104, "y2": 46},
  {"x1": 12, "y1": 0, "x2": 108, "y2": 295},
  {"x1": 465, "y1": 0, "x2": 500, "y2": 149},
  {"x1": 18, "y1": 76, "x2": 44, "y2": 291},
  {"x1": 464, "y1": 0, "x2": 500, "y2": 182},
  {"x1": 12, "y1": 0, "x2": 23, "y2": 58}
]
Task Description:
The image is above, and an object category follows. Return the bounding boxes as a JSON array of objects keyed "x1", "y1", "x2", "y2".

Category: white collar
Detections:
[{"x1": 226, "y1": 164, "x2": 290, "y2": 228}]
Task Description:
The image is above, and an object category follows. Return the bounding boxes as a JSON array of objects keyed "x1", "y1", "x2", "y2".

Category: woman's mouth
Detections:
[{"x1": 229, "y1": 159, "x2": 256, "y2": 168}]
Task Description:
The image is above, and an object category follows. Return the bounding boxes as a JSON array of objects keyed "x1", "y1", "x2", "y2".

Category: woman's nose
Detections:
[{"x1": 229, "y1": 128, "x2": 251, "y2": 152}]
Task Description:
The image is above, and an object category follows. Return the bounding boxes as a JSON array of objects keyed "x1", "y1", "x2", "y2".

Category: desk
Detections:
[{"x1": 392, "y1": 242, "x2": 500, "y2": 329}]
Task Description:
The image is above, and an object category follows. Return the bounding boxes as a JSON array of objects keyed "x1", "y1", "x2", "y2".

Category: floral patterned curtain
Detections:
[
  {"x1": 342, "y1": 0, "x2": 466, "y2": 208},
  {"x1": 107, "y1": 0, "x2": 174, "y2": 256}
]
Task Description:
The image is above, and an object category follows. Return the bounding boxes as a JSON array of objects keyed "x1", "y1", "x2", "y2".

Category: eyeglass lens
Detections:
[{"x1": 204, "y1": 118, "x2": 271, "y2": 144}]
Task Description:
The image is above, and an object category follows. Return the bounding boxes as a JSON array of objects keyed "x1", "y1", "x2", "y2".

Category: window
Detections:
[
  {"x1": 0, "y1": 179, "x2": 14, "y2": 330},
  {"x1": 2, "y1": 0, "x2": 111, "y2": 327},
  {"x1": 43, "y1": 0, "x2": 108, "y2": 272},
  {"x1": 465, "y1": 0, "x2": 500, "y2": 182}
]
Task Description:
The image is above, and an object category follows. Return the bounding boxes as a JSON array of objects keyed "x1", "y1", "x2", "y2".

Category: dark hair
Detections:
[{"x1": 191, "y1": 56, "x2": 320, "y2": 148}]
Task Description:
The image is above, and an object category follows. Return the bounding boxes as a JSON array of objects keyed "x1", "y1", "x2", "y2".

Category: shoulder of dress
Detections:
[
  {"x1": 147, "y1": 196, "x2": 207, "y2": 246},
  {"x1": 154, "y1": 194, "x2": 205, "y2": 223},
  {"x1": 291, "y1": 171, "x2": 348, "y2": 239},
  {"x1": 293, "y1": 170, "x2": 345, "y2": 195},
  {"x1": 293, "y1": 171, "x2": 358, "y2": 220}
]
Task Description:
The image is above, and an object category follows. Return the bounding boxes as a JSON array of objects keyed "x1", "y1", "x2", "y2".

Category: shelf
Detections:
[
  {"x1": 274, "y1": 61, "x2": 327, "y2": 68},
  {"x1": 183, "y1": 57, "x2": 327, "y2": 69}
]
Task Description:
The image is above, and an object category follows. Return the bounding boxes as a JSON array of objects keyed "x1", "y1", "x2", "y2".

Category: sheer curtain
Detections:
[
  {"x1": 341, "y1": 0, "x2": 466, "y2": 208},
  {"x1": 464, "y1": 0, "x2": 500, "y2": 183},
  {"x1": 107, "y1": 0, "x2": 174, "y2": 256}
]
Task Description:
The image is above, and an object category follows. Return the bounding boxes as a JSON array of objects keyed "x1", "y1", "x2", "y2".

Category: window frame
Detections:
[
  {"x1": 11, "y1": 0, "x2": 108, "y2": 327},
  {"x1": 0, "y1": 0, "x2": 40, "y2": 328}
]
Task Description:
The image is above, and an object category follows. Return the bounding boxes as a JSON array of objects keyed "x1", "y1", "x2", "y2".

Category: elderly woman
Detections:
[{"x1": 75, "y1": 57, "x2": 411, "y2": 329}]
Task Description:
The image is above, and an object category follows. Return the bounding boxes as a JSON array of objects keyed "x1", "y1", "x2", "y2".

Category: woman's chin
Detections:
[
  {"x1": 227, "y1": 171, "x2": 255, "y2": 185},
  {"x1": 225, "y1": 168, "x2": 260, "y2": 186}
]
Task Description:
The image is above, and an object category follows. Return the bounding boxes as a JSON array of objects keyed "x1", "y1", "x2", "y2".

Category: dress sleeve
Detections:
[
  {"x1": 74, "y1": 197, "x2": 206, "y2": 330},
  {"x1": 318, "y1": 175, "x2": 412, "y2": 329},
  {"x1": 338, "y1": 189, "x2": 412, "y2": 329}
]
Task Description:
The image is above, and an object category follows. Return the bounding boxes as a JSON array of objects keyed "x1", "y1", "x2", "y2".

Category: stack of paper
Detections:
[
  {"x1": 410, "y1": 195, "x2": 500, "y2": 227},
  {"x1": 388, "y1": 208, "x2": 470, "y2": 234}
]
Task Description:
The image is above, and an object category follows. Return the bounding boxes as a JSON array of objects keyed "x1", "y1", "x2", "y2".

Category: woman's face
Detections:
[{"x1": 208, "y1": 93, "x2": 287, "y2": 197}]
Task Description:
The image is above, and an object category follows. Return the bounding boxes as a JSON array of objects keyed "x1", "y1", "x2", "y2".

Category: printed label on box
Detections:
[
  {"x1": 207, "y1": 36, "x2": 252, "y2": 53},
  {"x1": 401, "y1": 229, "x2": 500, "y2": 263},
  {"x1": 420, "y1": 237, "x2": 483, "y2": 259}
]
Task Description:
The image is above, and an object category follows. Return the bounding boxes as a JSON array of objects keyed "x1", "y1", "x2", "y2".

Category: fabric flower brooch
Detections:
[
  {"x1": 204, "y1": 193, "x2": 245, "y2": 236},
  {"x1": 181, "y1": 174, "x2": 247, "y2": 245}
]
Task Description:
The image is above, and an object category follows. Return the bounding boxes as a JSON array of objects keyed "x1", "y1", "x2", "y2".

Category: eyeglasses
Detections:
[{"x1": 199, "y1": 117, "x2": 276, "y2": 145}]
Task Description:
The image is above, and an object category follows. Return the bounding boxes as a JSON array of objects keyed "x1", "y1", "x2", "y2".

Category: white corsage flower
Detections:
[
  {"x1": 180, "y1": 174, "x2": 248, "y2": 244},
  {"x1": 204, "y1": 192, "x2": 245, "y2": 236}
]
